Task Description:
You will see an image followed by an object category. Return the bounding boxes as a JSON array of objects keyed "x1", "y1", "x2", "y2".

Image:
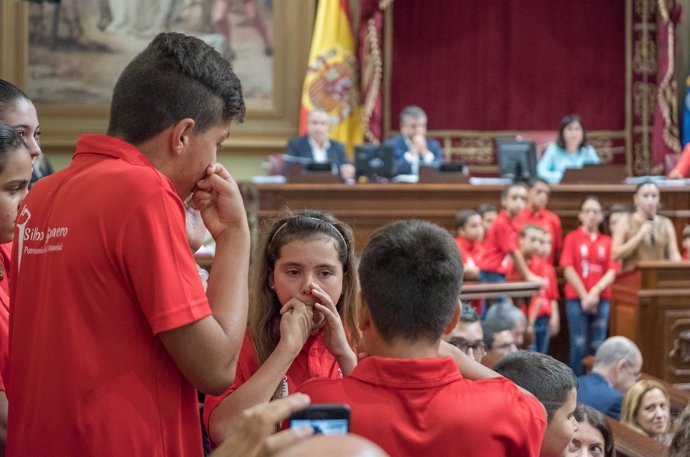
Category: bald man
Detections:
[{"x1": 577, "y1": 336, "x2": 643, "y2": 420}]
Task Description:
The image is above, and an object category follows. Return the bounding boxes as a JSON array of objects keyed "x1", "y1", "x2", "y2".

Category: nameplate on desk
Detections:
[
  {"x1": 284, "y1": 161, "x2": 343, "y2": 184},
  {"x1": 418, "y1": 163, "x2": 469, "y2": 183}
]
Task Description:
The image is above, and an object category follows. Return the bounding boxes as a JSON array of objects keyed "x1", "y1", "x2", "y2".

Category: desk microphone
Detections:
[{"x1": 648, "y1": 215, "x2": 655, "y2": 246}]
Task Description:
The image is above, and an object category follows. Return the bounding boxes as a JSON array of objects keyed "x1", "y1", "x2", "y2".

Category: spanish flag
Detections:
[{"x1": 299, "y1": 0, "x2": 363, "y2": 157}]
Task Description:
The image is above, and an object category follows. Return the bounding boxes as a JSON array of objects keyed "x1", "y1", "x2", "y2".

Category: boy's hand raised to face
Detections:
[{"x1": 192, "y1": 162, "x2": 247, "y2": 240}]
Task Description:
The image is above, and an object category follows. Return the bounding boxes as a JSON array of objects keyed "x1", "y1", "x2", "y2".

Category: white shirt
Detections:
[{"x1": 308, "y1": 137, "x2": 330, "y2": 163}]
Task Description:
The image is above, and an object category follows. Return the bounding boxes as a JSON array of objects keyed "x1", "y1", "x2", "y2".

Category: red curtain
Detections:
[{"x1": 390, "y1": 1, "x2": 626, "y2": 131}]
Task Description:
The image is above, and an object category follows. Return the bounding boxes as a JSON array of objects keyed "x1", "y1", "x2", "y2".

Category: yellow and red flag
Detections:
[{"x1": 299, "y1": 0, "x2": 363, "y2": 157}]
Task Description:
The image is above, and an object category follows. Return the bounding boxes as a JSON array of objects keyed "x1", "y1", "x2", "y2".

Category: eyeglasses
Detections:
[{"x1": 449, "y1": 337, "x2": 486, "y2": 357}]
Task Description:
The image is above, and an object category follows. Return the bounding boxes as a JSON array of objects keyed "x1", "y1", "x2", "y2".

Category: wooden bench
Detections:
[{"x1": 607, "y1": 417, "x2": 667, "y2": 457}]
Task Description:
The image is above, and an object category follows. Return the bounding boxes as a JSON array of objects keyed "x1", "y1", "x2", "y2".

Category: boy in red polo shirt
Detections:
[
  {"x1": 477, "y1": 182, "x2": 542, "y2": 284},
  {"x1": 560, "y1": 196, "x2": 618, "y2": 376},
  {"x1": 494, "y1": 351, "x2": 579, "y2": 457},
  {"x1": 515, "y1": 178, "x2": 562, "y2": 264},
  {"x1": 477, "y1": 203, "x2": 497, "y2": 242},
  {"x1": 507, "y1": 225, "x2": 559, "y2": 354},
  {"x1": 453, "y1": 209, "x2": 484, "y2": 279},
  {"x1": 298, "y1": 220, "x2": 547, "y2": 457},
  {"x1": 7, "y1": 34, "x2": 249, "y2": 456},
  {"x1": 529, "y1": 228, "x2": 560, "y2": 353}
]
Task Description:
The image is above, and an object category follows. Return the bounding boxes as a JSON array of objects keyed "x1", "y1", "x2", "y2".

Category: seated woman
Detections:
[
  {"x1": 566, "y1": 404, "x2": 615, "y2": 457},
  {"x1": 620, "y1": 379, "x2": 672, "y2": 445},
  {"x1": 537, "y1": 114, "x2": 600, "y2": 184},
  {"x1": 612, "y1": 180, "x2": 681, "y2": 271}
]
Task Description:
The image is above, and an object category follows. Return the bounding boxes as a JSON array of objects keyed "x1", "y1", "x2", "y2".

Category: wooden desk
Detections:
[
  {"x1": 241, "y1": 182, "x2": 690, "y2": 251},
  {"x1": 611, "y1": 261, "x2": 690, "y2": 386}
]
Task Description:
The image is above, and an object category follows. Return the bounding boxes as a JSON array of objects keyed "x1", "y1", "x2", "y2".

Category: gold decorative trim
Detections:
[{"x1": 361, "y1": 17, "x2": 383, "y2": 144}]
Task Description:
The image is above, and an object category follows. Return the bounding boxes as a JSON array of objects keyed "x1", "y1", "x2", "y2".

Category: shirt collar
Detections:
[
  {"x1": 307, "y1": 136, "x2": 330, "y2": 151},
  {"x1": 349, "y1": 356, "x2": 462, "y2": 388},
  {"x1": 74, "y1": 134, "x2": 156, "y2": 169},
  {"x1": 578, "y1": 226, "x2": 600, "y2": 240}
]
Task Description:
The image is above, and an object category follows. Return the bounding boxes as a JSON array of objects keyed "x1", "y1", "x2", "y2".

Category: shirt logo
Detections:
[{"x1": 16, "y1": 204, "x2": 70, "y2": 267}]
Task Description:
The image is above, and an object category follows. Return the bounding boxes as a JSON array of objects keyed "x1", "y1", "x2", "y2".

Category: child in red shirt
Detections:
[
  {"x1": 515, "y1": 178, "x2": 562, "y2": 264},
  {"x1": 560, "y1": 196, "x2": 617, "y2": 376},
  {"x1": 203, "y1": 211, "x2": 360, "y2": 446},
  {"x1": 529, "y1": 229, "x2": 560, "y2": 354},
  {"x1": 477, "y1": 203, "x2": 498, "y2": 242},
  {"x1": 477, "y1": 183, "x2": 542, "y2": 284},
  {"x1": 510, "y1": 225, "x2": 559, "y2": 354},
  {"x1": 453, "y1": 210, "x2": 484, "y2": 279},
  {"x1": 298, "y1": 220, "x2": 546, "y2": 457},
  {"x1": 0, "y1": 123, "x2": 32, "y2": 446}
]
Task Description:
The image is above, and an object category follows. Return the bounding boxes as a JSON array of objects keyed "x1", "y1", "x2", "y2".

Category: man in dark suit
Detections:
[
  {"x1": 577, "y1": 336, "x2": 643, "y2": 420},
  {"x1": 284, "y1": 108, "x2": 355, "y2": 180},
  {"x1": 385, "y1": 105, "x2": 443, "y2": 175}
]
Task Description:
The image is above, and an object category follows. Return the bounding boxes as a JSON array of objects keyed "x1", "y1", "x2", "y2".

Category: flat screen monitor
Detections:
[
  {"x1": 355, "y1": 145, "x2": 396, "y2": 179},
  {"x1": 496, "y1": 138, "x2": 537, "y2": 182}
]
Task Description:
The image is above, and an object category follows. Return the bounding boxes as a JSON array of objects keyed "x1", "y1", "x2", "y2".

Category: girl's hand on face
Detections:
[
  {"x1": 310, "y1": 283, "x2": 357, "y2": 374},
  {"x1": 278, "y1": 299, "x2": 313, "y2": 357}
]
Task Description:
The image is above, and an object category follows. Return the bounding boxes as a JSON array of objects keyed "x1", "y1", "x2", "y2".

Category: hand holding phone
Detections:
[{"x1": 288, "y1": 404, "x2": 350, "y2": 436}]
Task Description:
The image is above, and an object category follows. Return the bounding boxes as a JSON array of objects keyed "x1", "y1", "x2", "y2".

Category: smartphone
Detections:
[{"x1": 288, "y1": 404, "x2": 350, "y2": 436}]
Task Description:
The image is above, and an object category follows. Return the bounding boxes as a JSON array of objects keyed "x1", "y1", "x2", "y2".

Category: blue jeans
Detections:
[
  {"x1": 532, "y1": 315, "x2": 551, "y2": 354},
  {"x1": 478, "y1": 271, "x2": 506, "y2": 318},
  {"x1": 479, "y1": 271, "x2": 505, "y2": 283},
  {"x1": 566, "y1": 299, "x2": 610, "y2": 376}
]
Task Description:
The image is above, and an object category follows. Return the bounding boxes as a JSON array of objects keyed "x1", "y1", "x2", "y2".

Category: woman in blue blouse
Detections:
[{"x1": 537, "y1": 115, "x2": 600, "y2": 184}]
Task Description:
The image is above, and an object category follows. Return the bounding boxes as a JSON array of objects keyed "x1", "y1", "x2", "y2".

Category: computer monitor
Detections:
[
  {"x1": 355, "y1": 144, "x2": 396, "y2": 180},
  {"x1": 496, "y1": 138, "x2": 537, "y2": 182}
]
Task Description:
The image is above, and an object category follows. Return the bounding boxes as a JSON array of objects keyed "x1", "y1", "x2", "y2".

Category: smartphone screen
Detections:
[{"x1": 288, "y1": 404, "x2": 350, "y2": 436}]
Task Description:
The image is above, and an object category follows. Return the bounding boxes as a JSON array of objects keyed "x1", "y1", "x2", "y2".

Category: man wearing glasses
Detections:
[
  {"x1": 447, "y1": 303, "x2": 486, "y2": 363},
  {"x1": 481, "y1": 314, "x2": 519, "y2": 369}
]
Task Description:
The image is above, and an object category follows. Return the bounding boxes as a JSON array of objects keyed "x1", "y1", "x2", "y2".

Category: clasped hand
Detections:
[{"x1": 192, "y1": 162, "x2": 247, "y2": 241}]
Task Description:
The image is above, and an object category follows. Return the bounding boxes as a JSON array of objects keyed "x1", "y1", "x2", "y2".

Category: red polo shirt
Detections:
[
  {"x1": 298, "y1": 356, "x2": 546, "y2": 457},
  {"x1": 528, "y1": 256, "x2": 558, "y2": 317},
  {"x1": 454, "y1": 236, "x2": 482, "y2": 269},
  {"x1": 515, "y1": 207, "x2": 562, "y2": 264},
  {"x1": 477, "y1": 210, "x2": 520, "y2": 275},
  {"x1": 507, "y1": 254, "x2": 558, "y2": 317},
  {"x1": 204, "y1": 331, "x2": 342, "y2": 445},
  {"x1": 8, "y1": 134, "x2": 210, "y2": 456},
  {"x1": 560, "y1": 227, "x2": 618, "y2": 300},
  {"x1": 0, "y1": 243, "x2": 10, "y2": 391}
]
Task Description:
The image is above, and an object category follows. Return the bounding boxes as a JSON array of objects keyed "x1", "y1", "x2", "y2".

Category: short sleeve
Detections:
[
  {"x1": 559, "y1": 232, "x2": 575, "y2": 267},
  {"x1": 547, "y1": 265, "x2": 559, "y2": 300},
  {"x1": 203, "y1": 334, "x2": 258, "y2": 443},
  {"x1": 496, "y1": 220, "x2": 519, "y2": 254}
]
